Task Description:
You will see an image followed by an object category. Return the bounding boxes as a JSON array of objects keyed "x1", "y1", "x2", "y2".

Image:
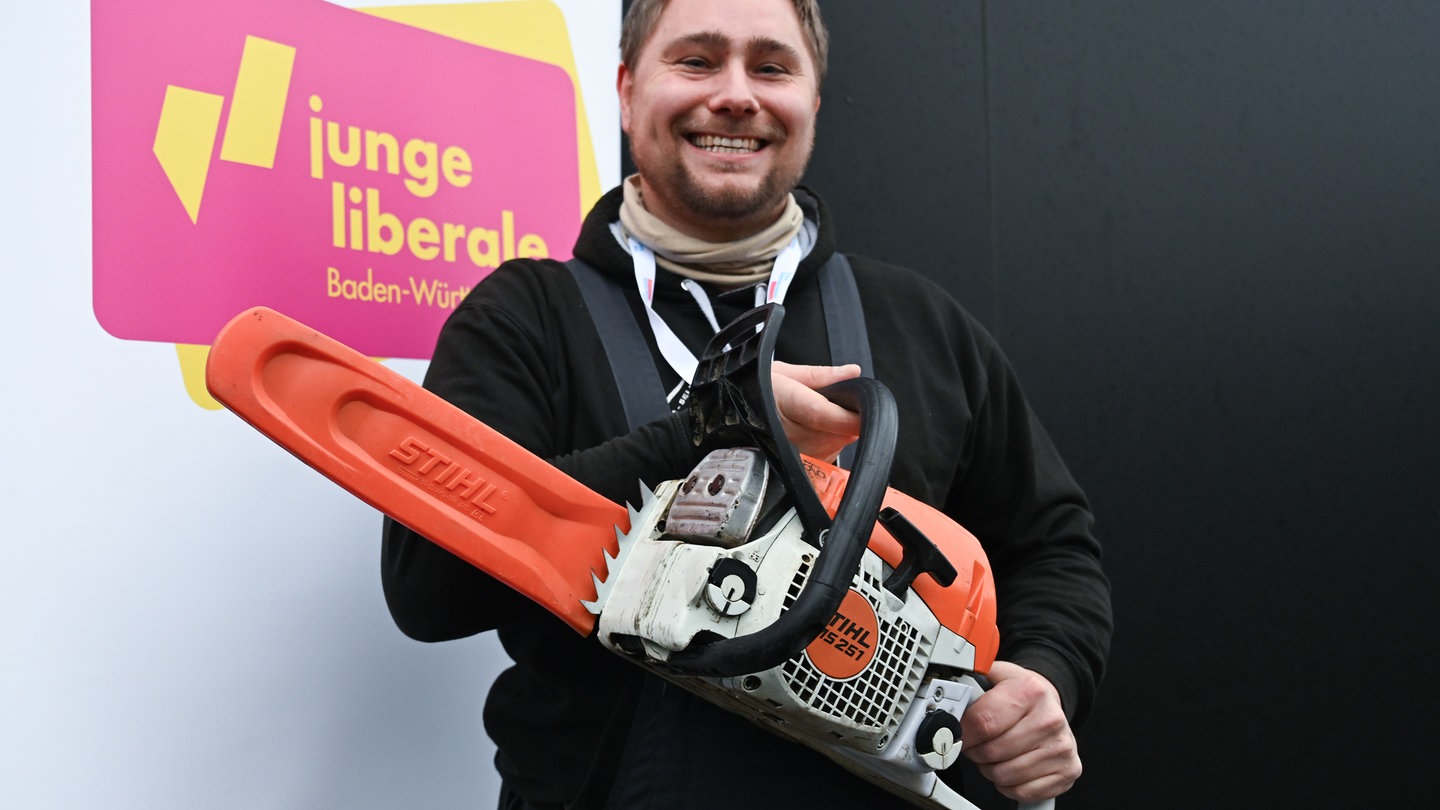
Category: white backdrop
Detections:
[{"x1": 0, "y1": 2, "x2": 619, "y2": 807}]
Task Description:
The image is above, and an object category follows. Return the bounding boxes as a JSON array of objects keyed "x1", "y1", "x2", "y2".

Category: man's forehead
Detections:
[
  {"x1": 665, "y1": 29, "x2": 806, "y2": 62},
  {"x1": 646, "y1": 0, "x2": 810, "y2": 59}
]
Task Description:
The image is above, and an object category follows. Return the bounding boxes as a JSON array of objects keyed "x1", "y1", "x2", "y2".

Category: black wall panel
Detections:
[
  {"x1": 803, "y1": 1, "x2": 994, "y2": 321},
  {"x1": 622, "y1": 1, "x2": 1440, "y2": 806},
  {"x1": 816, "y1": 1, "x2": 1440, "y2": 806},
  {"x1": 982, "y1": 4, "x2": 1440, "y2": 806}
]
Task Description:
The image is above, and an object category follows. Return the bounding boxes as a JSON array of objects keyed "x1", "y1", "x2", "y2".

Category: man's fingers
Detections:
[
  {"x1": 960, "y1": 661, "x2": 1080, "y2": 802},
  {"x1": 776, "y1": 382, "x2": 861, "y2": 433},
  {"x1": 770, "y1": 363, "x2": 862, "y2": 460},
  {"x1": 771, "y1": 363, "x2": 862, "y2": 432},
  {"x1": 772, "y1": 360, "x2": 861, "y2": 388},
  {"x1": 977, "y1": 740, "x2": 1082, "y2": 803}
]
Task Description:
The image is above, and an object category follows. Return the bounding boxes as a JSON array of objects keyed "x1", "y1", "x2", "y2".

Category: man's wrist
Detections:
[{"x1": 1001, "y1": 645, "x2": 1081, "y2": 723}]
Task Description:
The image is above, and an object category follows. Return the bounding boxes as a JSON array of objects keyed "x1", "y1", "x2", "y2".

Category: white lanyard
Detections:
[{"x1": 630, "y1": 235, "x2": 803, "y2": 401}]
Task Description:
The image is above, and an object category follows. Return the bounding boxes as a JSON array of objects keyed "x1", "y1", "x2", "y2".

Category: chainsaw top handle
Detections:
[{"x1": 670, "y1": 303, "x2": 898, "y2": 677}]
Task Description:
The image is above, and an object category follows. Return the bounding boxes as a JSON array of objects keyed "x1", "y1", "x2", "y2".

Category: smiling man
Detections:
[
  {"x1": 619, "y1": 0, "x2": 820, "y2": 240},
  {"x1": 382, "y1": 2, "x2": 1112, "y2": 809}
]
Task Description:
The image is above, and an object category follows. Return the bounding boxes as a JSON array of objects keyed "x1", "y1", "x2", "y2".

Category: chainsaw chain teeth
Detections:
[{"x1": 580, "y1": 481, "x2": 656, "y2": 616}]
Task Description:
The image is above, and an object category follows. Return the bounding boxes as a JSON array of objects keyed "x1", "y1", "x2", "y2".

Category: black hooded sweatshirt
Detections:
[{"x1": 381, "y1": 185, "x2": 1111, "y2": 809}]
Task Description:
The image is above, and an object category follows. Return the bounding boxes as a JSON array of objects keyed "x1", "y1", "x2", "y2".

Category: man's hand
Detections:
[
  {"x1": 770, "y1": 361, "x2": 862, "y2": 462},
  {"x1": 961, "y1": 661, "x2": 1082, "y2": 802}
]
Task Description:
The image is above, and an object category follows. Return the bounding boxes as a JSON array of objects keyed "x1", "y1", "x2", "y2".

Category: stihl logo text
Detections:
[
  {"x1": 804, "y1": 589, "x2": 880, "y2": 680},
  {"x1": 817, "y1": 611, "x2": 874, "y2": 661},
  {"x1": 389, "y1": 436, "x2": 499, "y2": 515}
]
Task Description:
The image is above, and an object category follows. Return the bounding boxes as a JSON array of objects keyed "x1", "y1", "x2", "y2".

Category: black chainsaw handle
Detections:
[{"x1": 669, "y1": 304, "x2": 898, "y2": 678}]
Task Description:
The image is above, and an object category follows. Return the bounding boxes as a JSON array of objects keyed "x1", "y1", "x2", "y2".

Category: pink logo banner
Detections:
[{"x1": 92, "y1": 0, "x2": 580, "y2": 359}]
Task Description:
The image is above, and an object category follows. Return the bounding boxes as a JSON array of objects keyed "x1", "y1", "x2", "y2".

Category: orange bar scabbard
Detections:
[{"x1": 205, "y1": 307, "x2": 627, "y2": 636}]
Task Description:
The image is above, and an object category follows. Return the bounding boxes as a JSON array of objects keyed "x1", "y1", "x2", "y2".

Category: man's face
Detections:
[{"x1": 619, "y1": 0, "x2": 822, "y2": 242}]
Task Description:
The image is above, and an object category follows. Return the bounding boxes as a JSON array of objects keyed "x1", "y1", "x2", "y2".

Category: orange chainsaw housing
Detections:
[
  {"x1": 804, "y1": 460, "x2": 999, "y2": 674},
  {"x1": 205, "y1": 307, "x2": 998, "y2": 672}
]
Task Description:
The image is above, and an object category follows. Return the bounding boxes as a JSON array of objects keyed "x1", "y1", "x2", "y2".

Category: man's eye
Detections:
[{"x1": 678, "y1": 57, "x2": 710, "y2": 69}]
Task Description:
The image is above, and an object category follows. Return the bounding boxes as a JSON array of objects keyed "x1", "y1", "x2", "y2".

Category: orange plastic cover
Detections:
[
  {"x1": 205, "y1": 306, "x2": 627, "y2": 636},
  {"x1": 802, "y1": 458, "x2": 1000, "y2": 674}
]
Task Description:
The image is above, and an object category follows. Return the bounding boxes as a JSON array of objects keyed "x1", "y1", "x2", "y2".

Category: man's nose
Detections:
[{"x1": 707, "y1": 61, "x2": 759, "y2": 116}]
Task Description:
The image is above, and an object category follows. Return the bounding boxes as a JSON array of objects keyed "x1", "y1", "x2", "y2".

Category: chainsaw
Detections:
[{"x1": 204, "y1": 304, "x2": 1053, "y2": 810}]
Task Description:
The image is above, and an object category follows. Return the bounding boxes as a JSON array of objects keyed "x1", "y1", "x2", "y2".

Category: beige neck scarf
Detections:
[{"x1": 618, "y1": 174, "x2": 804, "y2": 286}]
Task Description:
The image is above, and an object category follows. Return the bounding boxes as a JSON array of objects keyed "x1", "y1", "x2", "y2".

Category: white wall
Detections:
[{"x1": 0, "y1": 2, "x2": 619, "y2": 807}]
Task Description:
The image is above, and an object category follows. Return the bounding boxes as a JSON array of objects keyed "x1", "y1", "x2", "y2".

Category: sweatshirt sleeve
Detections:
[{"x1": 945, "y1": 326, "x2": 1113, "y2": 727}]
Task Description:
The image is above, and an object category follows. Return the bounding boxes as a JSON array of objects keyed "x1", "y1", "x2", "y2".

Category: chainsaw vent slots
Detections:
[{"x1": 782, "y1": 565, "x2": 931, "y2": 741}]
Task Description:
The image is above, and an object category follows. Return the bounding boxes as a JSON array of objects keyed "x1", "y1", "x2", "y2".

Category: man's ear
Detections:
[{"x1": 617, "y1": 63, "x2": 633, "y2": 133}]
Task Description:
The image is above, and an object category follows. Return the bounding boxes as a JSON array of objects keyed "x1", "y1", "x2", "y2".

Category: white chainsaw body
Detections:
[{"x1": 585, "y1": 448, "x2": 998, "y2": 810}]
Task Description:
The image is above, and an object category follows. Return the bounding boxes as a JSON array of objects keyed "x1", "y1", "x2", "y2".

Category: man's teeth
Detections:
[{"x1": 691, "y1": 135, "x2": 761, "y2": 153}]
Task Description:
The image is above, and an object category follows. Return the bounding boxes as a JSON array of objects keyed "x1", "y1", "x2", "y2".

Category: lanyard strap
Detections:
[
  {"x1": 567, "y1": 250, "x2": 870, "y2": 468},
  {"x1": 629, "y1": 235, "x2": 803, "y2": 390}
]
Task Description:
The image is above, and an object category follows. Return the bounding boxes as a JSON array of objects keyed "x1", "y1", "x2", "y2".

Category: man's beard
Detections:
[
  {"x1": 663, "y1": 158, "x2": 803, "y2": 222},
  {"x1": 632, "y1": 135, "x2": 813, "y2": 230}
]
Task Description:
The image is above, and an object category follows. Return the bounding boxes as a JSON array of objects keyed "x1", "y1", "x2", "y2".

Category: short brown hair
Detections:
[{"x1": 620, "y1": 0, "x2": 829, "y2": 86}]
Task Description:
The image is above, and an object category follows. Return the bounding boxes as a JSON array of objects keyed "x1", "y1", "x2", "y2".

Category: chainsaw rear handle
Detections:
[{"x1": 666, "y1": 304, "x2": 898, "y2": 677}]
